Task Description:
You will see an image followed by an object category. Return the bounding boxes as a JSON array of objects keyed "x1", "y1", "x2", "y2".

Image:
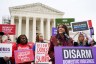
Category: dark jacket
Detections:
[
  {"x1": 0, "y1": 58, "x2": 6, "y2": 64},
  {"x1": 0, "y1": 58, "x2": 11, "y2": 64},
  {"x1": 74, "y1": 41, "x2": 91, "y2": 46}
]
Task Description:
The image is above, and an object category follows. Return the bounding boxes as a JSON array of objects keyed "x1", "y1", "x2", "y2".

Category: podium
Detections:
[{"x1": 54, "y1": 46, "x2": 96, "y2": 64}]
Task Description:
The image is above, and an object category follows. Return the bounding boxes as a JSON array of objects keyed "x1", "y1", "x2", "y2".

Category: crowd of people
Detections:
[{"x1": 0, "y1": 24, "x2": 96, "y2": 64}]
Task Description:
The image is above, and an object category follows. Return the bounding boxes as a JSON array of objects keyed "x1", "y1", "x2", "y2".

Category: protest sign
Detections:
[
  {"x1": 71, "y1": 21, "x2": 89, "y2": 32},
  {"x1": 88, "y1": 20, "x2": 92, "y2": 28},
  {"x1": 52, "y1": 27, "x2": 57, "y2": 36},
  {"x1": 14, "y1": 49, "x2": 34, "y2": 63},
  {"x1": 55, "y1": 18, "x2": 75, "y2": 30},
  {"x1": 35, "y1": 43, "x2": 50, "y2": 64},
  {"x1": 54, "y1": 46, "x2": 96, "y2": 64},
  {"x1": 0, "y1": 43, "x2": 12, "y2": 57},
  {"x1": 0, "y1": 24, "x2": 16, "y2": 35}
]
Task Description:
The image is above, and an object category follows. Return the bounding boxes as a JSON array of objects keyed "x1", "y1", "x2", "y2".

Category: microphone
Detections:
[{"x1": 63, "y1": 32, "x2": 70, "y2": 39}]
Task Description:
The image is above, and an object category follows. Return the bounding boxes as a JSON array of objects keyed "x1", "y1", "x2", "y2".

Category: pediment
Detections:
[{"x1": 9, "y1": 3, "x2": 64, "y2": 15}]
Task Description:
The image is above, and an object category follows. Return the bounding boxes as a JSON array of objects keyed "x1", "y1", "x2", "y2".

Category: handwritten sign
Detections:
[
  {"x1": 35, "y1": 43, "x2": 50, "y2": 63},
  {"x1": 14, "y1": 49, "x2": 34, "y2": 63}
]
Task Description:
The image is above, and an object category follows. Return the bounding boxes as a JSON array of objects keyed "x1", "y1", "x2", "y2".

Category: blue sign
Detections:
[{"x1": 72, "y1": 21, "x2": 89, "y2": 32}]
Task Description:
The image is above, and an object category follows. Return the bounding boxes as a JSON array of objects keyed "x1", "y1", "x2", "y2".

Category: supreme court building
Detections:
[{"x1": 9, "y1": 3, "x2": 64, "y2": 42}]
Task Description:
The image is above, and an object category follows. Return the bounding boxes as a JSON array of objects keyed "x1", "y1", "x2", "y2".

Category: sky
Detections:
[{"x1": 0, "y1": 0, "x2": 96, "y2": 39}]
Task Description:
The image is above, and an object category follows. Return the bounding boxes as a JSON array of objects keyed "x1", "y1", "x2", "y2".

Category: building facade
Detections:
[{"x1": 9, "y1": 3, "x2": 64, "y2": 42}]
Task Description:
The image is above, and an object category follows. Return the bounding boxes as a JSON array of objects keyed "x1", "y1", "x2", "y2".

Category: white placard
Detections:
[
  {"x1": 35, "y1": 43, "x2": 50, "y2": 63},
  {"x1": 0, "y1": 43, "x2": 12, "y2": 57}
]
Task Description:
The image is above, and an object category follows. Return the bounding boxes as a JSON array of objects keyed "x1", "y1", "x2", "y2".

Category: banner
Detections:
[
  {"x1": 52, "y1": 27, "x2": 57, "y2": 36},
  {"x1": 71, "y1": 21, "x2": 89, "y2": 32},
  {"x1": 0, "y1": 24, "x2": 16, "y2": 35},
  {"x1": 14, "y1": 49, "x2": 34, "y2": 63},
  {"x1": 55, "y1": 18, "x2": 75, "y2": 30},
  {"x1": 54, "y1": 46, "x2": 96, "y2": 64},
  {"x1": 35, "y1": 43, "x2": 50, "y2": 64},
  {"x1": 0, "y1": 43, "x2": 12, "y2": 57}
]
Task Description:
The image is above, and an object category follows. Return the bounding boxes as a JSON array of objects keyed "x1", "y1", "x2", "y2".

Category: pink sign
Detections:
[{"x1": 14, "y1": 49, "x2": 34, "y2": 63}]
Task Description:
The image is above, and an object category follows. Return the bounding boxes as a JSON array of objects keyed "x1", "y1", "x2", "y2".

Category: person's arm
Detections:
[
  {"x1": 84, "y1": 37, "x2": 92, "y2": 46},
  {"x1": 82, "y1": 32, "x2": 93, "y2": 44},
  {"x1": 10, "y1": 43, "x2": 17, "y2": 64},
  {"x1": 48, "y1": 39, "x2": 55, "y2": 61},
  {"x1": 88, "y1": 39, "x2": 96, "y2": 46},
  {"x1": 32, "y1": 44, "x2": 35, "y2": 58}
]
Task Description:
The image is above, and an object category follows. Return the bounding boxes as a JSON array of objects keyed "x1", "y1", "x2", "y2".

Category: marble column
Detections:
[
  {"x1": 10, "y1": 16, "x2": 14, "y2": 42},
  {"x1": 32, "y1": 17, "x2": 36, "y2": 43},
  {"x1": 46, "y1": 18, "x2": 51, "y2": 40},
  {"x1": 18, "y1": 16, "x2": 22, "y2": 36},
  {"x1": 40, "y1": 18, "x2": 44, "y2": 39},
  {"x1": 26, "y1": 17, "x2": 29, "y2": 40}
]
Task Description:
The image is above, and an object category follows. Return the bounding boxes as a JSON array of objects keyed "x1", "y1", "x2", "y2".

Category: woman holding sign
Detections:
[
  {"x1": 33, "y1": 33, "x2": 44, "y2": 52},
  {"x1": 48, "y1": 24, "x2": 73, "y2": 64},
  {"x1": 32, "y1": 33, "x2": 45, "y2": 63},
  {"x1": 11, "y1": 34, "x2": 34, "y2": 64},
  {"x1": 0, "y1": 32, "x2": 11, "y2": 64}
]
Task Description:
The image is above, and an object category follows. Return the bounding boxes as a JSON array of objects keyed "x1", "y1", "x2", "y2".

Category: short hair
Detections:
[{"x1": 0, "y1": 32, "x2": 4, "y2": 36}]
